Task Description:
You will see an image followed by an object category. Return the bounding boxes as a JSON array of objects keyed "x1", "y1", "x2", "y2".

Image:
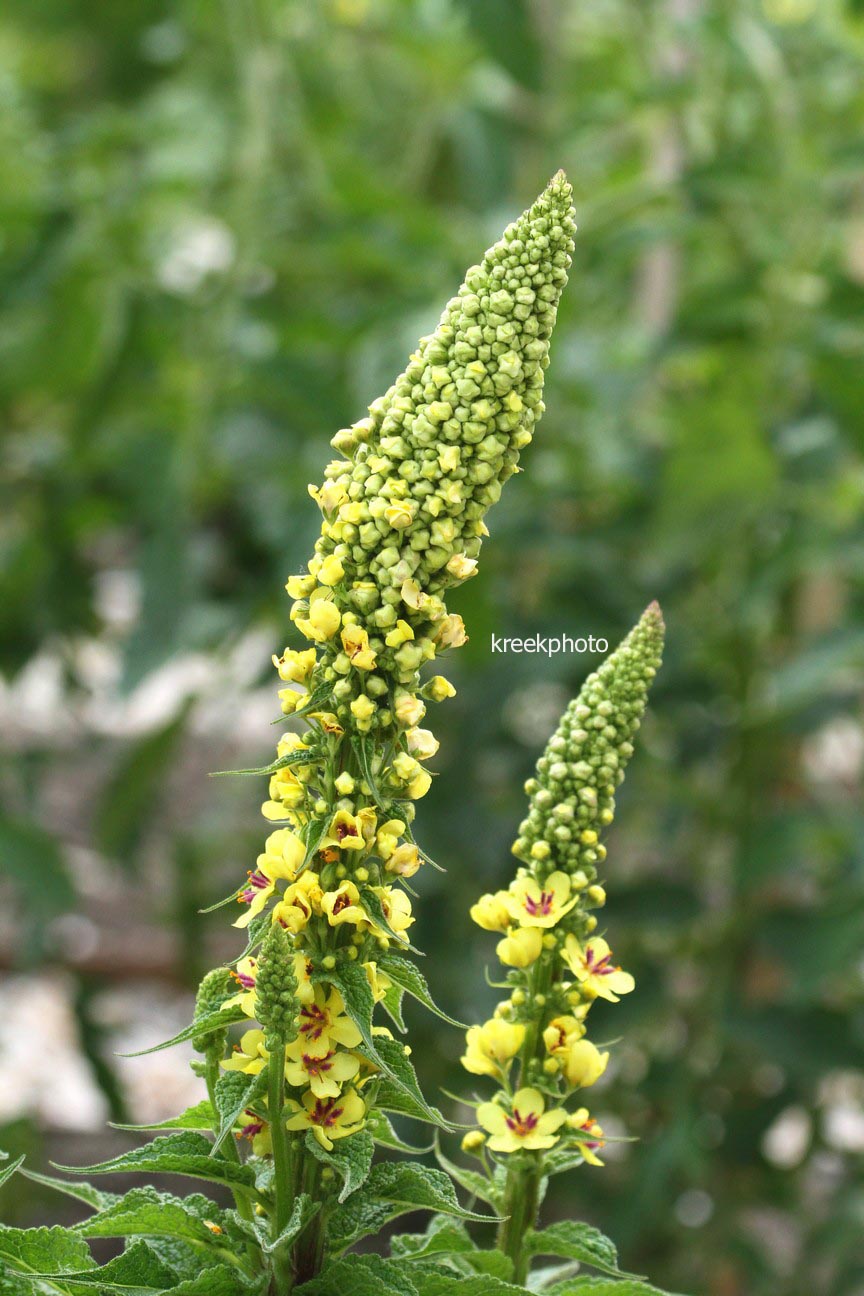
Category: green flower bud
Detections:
[
  {"x1": 191, "y1": 967, "x2": 234, "y2": 1055},
  {"x1": 255, "y1": 923, "x2": 299, "y2": 1043}
]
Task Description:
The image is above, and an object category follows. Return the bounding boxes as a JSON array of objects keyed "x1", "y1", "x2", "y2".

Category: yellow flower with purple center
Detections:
[
  {"x1": 233, "y1": 829, "x2": 305, "y2": 928},
  {"x1": 369, "y1": 885, "x2": 414, "y2": 943},
  {"x1": 567, "y1": 1107, "x2": 606, "y2": 1166},
  {"x1": 270, "y1": 872, "x2": 322, "y2": 935},
  {"x1": 506, "y1": 870, "x2": 577, "y2": 929},
  {"x1": 296, "y1": 986, "x2": 363, "y2": 1058},
  {"x1": 477, "y1": 1087, "x2": 566, "y2": 1153},
  {"x1": 321, "y1": 881, "x2": 367, "y2": 928},
  {"x1": 284, "y1": 1041, "x2": 361, "y2": 1098},
  {"x1": 224, "y1": 956, "x2": 258, "y2": 1017},
  {"x1": 285, "y1": 1087, "x2": 366, "y2": 1150},
  {"x1": 321, "y1": 809, "x2": 367, "y2": 852},
  {"x1": 561, "y1": 935, "x2": 635, "y2": 1002}
]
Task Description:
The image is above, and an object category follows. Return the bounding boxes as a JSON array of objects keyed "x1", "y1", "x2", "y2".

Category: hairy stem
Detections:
[
  {"x1": 268, "y1": 1040, "x2": 295, "y2": 1293},
  {"x1": 498, "y1": 1152, "x2": 543, "y2": 1284},
  {"x1": 291, "y1": 1154, "x2": 325, "y2": 1285}
]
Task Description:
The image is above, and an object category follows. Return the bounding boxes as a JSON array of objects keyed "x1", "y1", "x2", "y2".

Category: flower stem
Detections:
[
  {"x1": 268, "y1": 1039, "x2": 295, "y2": 1293},
  {"x1": 498, "y1": 1152, "x2": 543, "y2": 1284},
  {"x1": 291, "y1": 1154, "x2": 326, "y2": 1285}
]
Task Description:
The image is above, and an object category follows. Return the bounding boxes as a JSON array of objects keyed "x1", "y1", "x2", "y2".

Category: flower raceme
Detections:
[
  {"x1": 459, "y1": 604, "x2": 664, "y2": 1189},
  {"x1": 195, "y1": 172, "x2": 576, "y2": 1280}
]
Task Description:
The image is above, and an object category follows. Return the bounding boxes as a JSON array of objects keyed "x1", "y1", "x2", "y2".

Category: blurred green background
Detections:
[{"x1": 2, "y1": 0, "x2": 864, "y2": 1292}]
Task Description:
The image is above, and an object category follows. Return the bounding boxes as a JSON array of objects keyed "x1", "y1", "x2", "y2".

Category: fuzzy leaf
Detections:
[
  {"x1": 112, "y1": 1102, "x2": 216, "y2": 1133},
  {"x1": 119, "y1": 1008, "x2": 246, "y2": 1058},
  {"x1": 211, "y1": 749, "x2": 320, "y2": 778},
  {"x1": 212, "y1": 1070, "x2": 268, "y2": 1156},
  {"x1": 18, "y1": 1169, "x2": 116, "y2": 1212},
  {"x1": 372, "y1": 1036, "x2": 450, "y2": 1129},
  {"x1": 350, "y1": 736, "x2": 388, "y2": 810},
  {"x1": 359, "y1": 1162, "x2": 494, "y2": 1223},
  {"x1": 261, "y1": 1193, "x2": 318, "y2": 1254},
  {"x1": 303, "y1": 1130, "x2": 374, "y2": 1203},
  {"x1": 359, "y1": 887, "x2": 420, "y2": 953},
  {"x1": 542, "y1": 1147, "x2": 586, "y2": 1177},
  {"x1": 32, "y1": 1239, "x2": 175, "y2": 1293},
  {"x1": 53, "y1": 1133, "x2": 256, "y2": 1194},
  {"x1": 366, "y1": 1111, "x2": 433, "y2": 1156},
  {"x1": 297, "y1": 1253, "x2": 420, "y2": 1296},
  {"x1": 379, "y1": 954, "x2": 467, "y2": 1027},
  {"x1": 380, "y1": 980, "x2": 407, "y2": 1032},
  {"x1": 73, "y1": 1187, "x2": 236, "y2": 1255},
  {"x1": 527, "y1": 1222, "x2": 640, "y2": 1280},
  {"x1": 547, "y1": 1281, "x2": 683, "y2": 1296},
  {"x1": 411, "y1": 1273, "x2": 526, "y2": 1296},
  {"x1": 433, "y1": 1142, "x2": 503, "y2": 1211},
  {"x1": 0, "y1": 1156, "x2": 24, "y2": 1190},
  {"x1": 0, "y1": 1226, "x2": 96, "y2": 1282}
]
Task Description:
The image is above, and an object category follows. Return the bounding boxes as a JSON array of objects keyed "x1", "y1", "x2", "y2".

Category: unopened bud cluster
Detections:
[{"x1": 255, "y1": 925, "x2": 299, "y2": 1043}]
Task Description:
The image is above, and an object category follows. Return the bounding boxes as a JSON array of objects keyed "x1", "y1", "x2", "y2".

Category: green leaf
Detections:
[
  {"x1": 73, "y1": 1187, "x2": 238, "y2": 1256},
  {"x1": 411, "y1": 1273, "x2": 526, "y2": 1296},
  {"x1": 366, "y1": 1111, "x2": 433, "y2": 1156},
  {"x1": 303, "y1": 1129, "x2": 374, "y2": 1203},
  {"x1": 527, "y1": 1222, "x2": 641, "y2": 1280},
  {"x1": 32, "y1": 1239, "x2": 175, "y2": 1293},
  {"x1": 367, "y1": 1162, "x2": 495, "y2": 1222},
  {"x1": 119, "y1": 1007, "x2": 246, "y2": 1057},
  {"x1": 53, "y1": 1133, "x2": 257, "y2": 1195},
  {"x1": 433, "y1": 1141, "x2": 503, "y2": 1211},
  {"x1": 350, "y1": 736, "x2": 388, "y2": 809},
  {"x1": 212, "y1": 1070, "x2": 268, "y2": 1156},
  {"x1": 378, "y1": 953, "x2": 467, "y2": 1027},
  {"x1": 211, "y1": 748, "x2": 320, "y2": 778},
  {"x1": 296, "y1": 1253, "x2": 420, "y2": 1296},
  {"x1": 380, "y1": 980, "x2": 407, "y2": 1032},
  {"x1": 112, "y1": 1102, "x2": 216, "y2": 1133},
  {"x1": 391, "y1": 1216, "x2": 514, "y2": 1280},
  {"x1": 0, "y1": 1226, "x2": 96, "y2": 1280},
  {"x1": 313, "y1": 962, "x2": 445, "y2": 1126},
  {"x1": 547, "y1": 1281, "x2": 683, "y2": 1296},
  {"x1": 359, "y1": 887, "x2": 421, "y2": 952},
  {"x1": 0, "y1": 1156, "x2": 24, "y2": 1190},
  {"x1": 17, "y1": 1169, "x2": 115, "y2": 1211},
  {"x1": 261, "y1": 1193, "x2": 318, "y2": 1253},
  {"x1": 542, "y1": 1147, "x2": 586, "y2": 1177}
]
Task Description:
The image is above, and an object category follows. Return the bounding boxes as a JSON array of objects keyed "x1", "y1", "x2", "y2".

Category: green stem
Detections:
[
  {"x1": 498, "y1": 1152, "x2": 543, "y2": 1284},
  {"x1": 291, "y1": 1154, "x2": 326, "y2": 1285}
]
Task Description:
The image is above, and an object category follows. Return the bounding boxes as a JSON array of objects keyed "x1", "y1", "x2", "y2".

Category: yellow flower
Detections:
[
  {"x1": 233, "y1": 830, "x2": 306, "y2": 928},
  {"x1": 341, "y1": 624, "x2": 377, "y2": 671},
  {"x1": 295, "y1": 592, "x2": 341, "y2": 642},
  {"x1": 237, "y1": 1110, "x2": 271, "y2": 1157},
  {"x1": 278, "y1": 688, "x2": 302, "y2": 716},
  {"x1": 542, "y1": 1015, "x2": 586, "y2": 1055},
  {"x1": 557, "y1": 1038, "x2": 609, "y2": 1088},
  {"x1": 375, "y1": 818, "x2": 406, "y2": 859},
  {"x1": 561, "y1": 936, "x2": 635, "y2": 1002},
  {"x1": 506, "y1": 870, "x2": 577, "y2": 929},
  {"x1": 317, "y1": 554, "x2": 345, "y2": 585},
  {"x1": 385, "y1": 620, "x2": 414, "y2": 648},
  {"x1": 271, "y1": 872, "x2": 322, "y2": 935},
  {"x1": 406, "y1": 727, "x2": 440, "y2": 760},
  {"x1": 445, "y1": 556, "x2": 477, "y2": 582},
  {"x1": 370, "y1": 885, "x2": 414, "y2": 942},
  {"x1": 272, "y1": 647, "x2": 317, "y2": 683},
  {"x1": 461, "y1": 1019, "x2": 525, "y2": 1077},
  {"x1": 567, "y1": 1107, "x2": 606, "y2": 1166},
  {"x1": 425, "y1": 675, "x2": 456, "y2": 702},
  {"x1": 322, "y1": 809, "x2": 365, "y2": 852},
  {"x1": 309, "y1": 711, "x2": 344, "y2": 736},
  {"x1": 384, "y1": 501, "x2": 416, "y2": 529},
  {"x1": 363, "y1": 961, "x2": 391, "y2": 1003},
  {"x1": 470, "y1": 892, "x2": 511, "y2": 933},
  {"x1": 284, "y1": 1042, "x2": 361, "y2": 1098},
  {"x1": 407, "y1": 769, "x2": 432, "y2": 799},
  {"x1": 294, "y1": 952, "x2": 315, "y2": 1005},
  {"x1": 221, "y1": 1029, "x2": 269, "y2": 1075},
  {"x1": 224, "y1": 956, "x2": 258, "y2": 1017},
  {"x1": 285, "y1": 574, "x2": 316, "y2": 599},
  {"x1": 496, "y1": 926, "x2": 543, "y2": 968},
  {"x1": 296, "y1": 986, "x2": 362, "y2": 1058},
  {"x1": 394, "y1": 691, "x2": 425, "y2": 727},
  {"x1": 285, "y1": 1088, "x2": 366, "y2": 1151},
  {"x1": 350, "y1": 694, "x2": 376, "y2": 723},
  {"x1": 433, "y1": 613, "x2": 469, "y2": 648},
  {"x1": 321, "y1": 881, "x2": 367, "y2": 928},
  {"x1": 384, "y1": 842, "x2": 421, "y2": 878},
  {"x1": 477, "y1": 1088, "x2": 566, "y2": 1153}
]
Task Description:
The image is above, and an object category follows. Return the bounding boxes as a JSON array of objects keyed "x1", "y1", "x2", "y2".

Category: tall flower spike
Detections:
[
  {"x1": 458, "y1": 605, "x2": 664, "y2": 1285},
  {"x1": 215, "y1": 176, "x2": 575, "y2": 1286}
]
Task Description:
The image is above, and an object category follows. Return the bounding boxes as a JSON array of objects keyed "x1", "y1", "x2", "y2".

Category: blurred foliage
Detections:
[{"x1": 2, "y1": 0, "x2": 864, "y2": 1294}]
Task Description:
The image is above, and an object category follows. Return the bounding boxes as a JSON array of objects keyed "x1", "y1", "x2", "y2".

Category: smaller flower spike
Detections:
[
  {"x1": 255, "y1": 922, "x2": 300, "y2": 1044},
  {"x1": 460, "y1": 604, "x2": 664, "y2": 1165}
]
